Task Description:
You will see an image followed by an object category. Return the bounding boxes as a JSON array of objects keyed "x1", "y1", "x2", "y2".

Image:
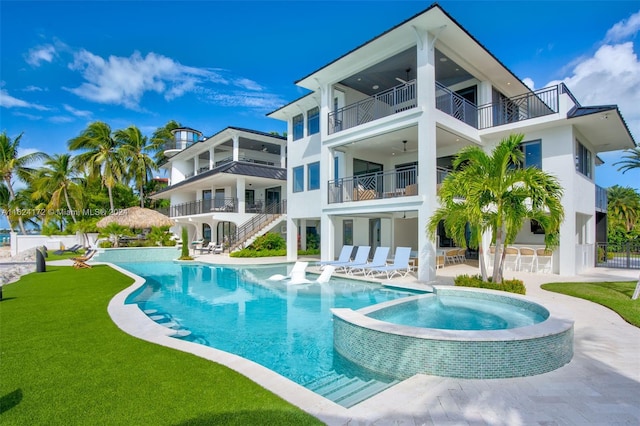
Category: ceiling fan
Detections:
[
  {"x1": 395, "y1": 68, "x2": 412, "y2": 84},
  {"x1": 391, "y1": 140, "x2": 418, "y2": 154}
]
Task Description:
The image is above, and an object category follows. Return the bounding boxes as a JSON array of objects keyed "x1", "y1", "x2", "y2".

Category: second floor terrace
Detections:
[{"x1": 328, "y1": 80, "x2": 566, "y2": 136}]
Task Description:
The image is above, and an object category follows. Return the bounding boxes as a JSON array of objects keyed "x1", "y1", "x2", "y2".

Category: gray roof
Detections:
[{"x1": 153, "y1": 161, "x2": 286, "y2": 195}]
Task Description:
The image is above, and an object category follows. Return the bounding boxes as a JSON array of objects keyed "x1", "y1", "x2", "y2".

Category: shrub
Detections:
[
  {"x1": 454, "y1": 274, "x2": 526, "y2": 295},
  {"x1": 230, "y1": 248, "x2": 287, "y2": 258},
  {"x1": 298, "y1": 248, "x2": 320, "y2": 255},
  {"x1": 249, "y1": 233, "x2": 285, "y2": 251},
  {"x1": 99, "y1": 240, "x2": 113, "y2": 248},
  {"x1": 178, "y1": 227, "x2": 193, "y2": 260}
]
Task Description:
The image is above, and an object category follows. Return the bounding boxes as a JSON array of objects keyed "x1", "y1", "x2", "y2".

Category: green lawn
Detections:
[
  {"x1": 541, "y1": 281, "x2": 640, "y2": 327},
  {"x1": 0, "y1": 265, "x2": 322, "y2": 425}
]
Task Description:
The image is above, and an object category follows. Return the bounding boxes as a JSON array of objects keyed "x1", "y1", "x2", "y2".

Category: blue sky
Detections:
[{"x1": 1, "y1": 1, "x2": 639, "y2": 228}]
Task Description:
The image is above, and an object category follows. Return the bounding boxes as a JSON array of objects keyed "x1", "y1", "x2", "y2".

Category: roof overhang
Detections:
[
  {"x1": 568, "y1": 106, "x2": 636, "y2": 152},
  {"x1": 294, "y1": 4, "x2": 530, "y2": 99}
]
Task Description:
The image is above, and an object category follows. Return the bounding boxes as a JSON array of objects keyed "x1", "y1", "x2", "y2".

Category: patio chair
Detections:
[
  {"x1": 267, "y1": 261, "x2": 308, "y2": 281},
  {"x1": 518, "y1": 247, "x2": 536, "y2": 272},
  {"x1": 317, "y1": 245, "x2": 354, "y2": 269},
  {"x1": 444, "y1": 249, "x2": 459, "y2": 264},
  {"x1": 536, "y1": 248, "x2": 553, "y2": 273},
  {"x1": 54, "y1": 244, "x2": 82, "y2": 255},
  {"x1": 347, "y1": 246, "x2": 390, "y2": 275},
  {"x1": 456, "y1": 248, "x2": 467, "y2": 263},
  {"x1": 335, "y1": 246, "x2": 371, "y2": 273},
  {"x1": 211, "y1": 243, "x2": 223, "y2": 254},
  {"x1": 72, "y1": 249, "x2": 96, "y2": 269},
  {"x1": 503, "y1": 247, "x2": 520, "y2": 271},
  {"x1": 363, "y1": 247, "x2": 412, "y2": 279}
]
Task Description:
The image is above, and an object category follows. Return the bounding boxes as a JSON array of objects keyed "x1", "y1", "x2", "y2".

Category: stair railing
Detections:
[{"x1": 228, "y1": 200, "x2": 287, "y2": 251}]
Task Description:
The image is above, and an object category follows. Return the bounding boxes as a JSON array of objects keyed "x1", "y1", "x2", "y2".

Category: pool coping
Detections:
[{"x1": 103, "y1": 261, "x2": 353, "y2": 422}]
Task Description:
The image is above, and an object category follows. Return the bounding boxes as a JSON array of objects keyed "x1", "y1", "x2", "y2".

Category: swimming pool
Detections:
[{"x1": 118, "y1": 261, "x2": 419, "y2": 407}]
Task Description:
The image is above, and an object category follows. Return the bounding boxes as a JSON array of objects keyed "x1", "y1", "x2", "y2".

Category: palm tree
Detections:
[
  {"x1": 427, "y1": 134, "x2": 564, "y2": 283},
  {"x1": 614, "y1": 147, "x2": 640, "y2": 174},
  {"x1": 0, "y1": 131, "x2": 48, "y2": 234},
  {"x1": 607, "y1": 185, "x2": 640, "y2": 234},
  {"x1": 31, "y1": 154, "x2": 84, "y2": 225},
  {"x1": 68, "y1": 121, "x2": 125, "y2": 212},
  {"x1": 150, "y1": 119, "x2": 181, "y2": 164},
  {"x1": 115, "y1": 126, "x2": 157, "y2": 208}
]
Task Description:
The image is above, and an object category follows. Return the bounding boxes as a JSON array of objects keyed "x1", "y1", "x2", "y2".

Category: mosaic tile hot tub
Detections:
[{"x1": 332, "y1": 286, "x2": 574, "y2": 379}]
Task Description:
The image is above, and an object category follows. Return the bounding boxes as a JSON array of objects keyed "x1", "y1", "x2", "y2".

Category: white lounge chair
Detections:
[
  {"x1": 288, "y1": 265, "x2": 335, "y2": 285},
  {"x1": 335, "y1": 246, "x2": 370, "y2": 273},
  {"x1": 363, "y1": 247, "x2": 412, "y2": 279},
  {"x1": 317, "y1": 245, "x2": 353, "y2": 269},
  {"x1": 348, "y1": 246, "x2": 390, "y2": 275},
  {"x1": 267, "y1": 261, "x2": 308, "y2": 281}
]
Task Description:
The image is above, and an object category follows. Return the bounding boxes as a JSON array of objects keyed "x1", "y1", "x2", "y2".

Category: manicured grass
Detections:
[
  {"x1": 541, "y1": 281, "x2": 640, "y2": 327},
  {"x1": 0, "y1": 265, "x2": 322, "y2": 425}
]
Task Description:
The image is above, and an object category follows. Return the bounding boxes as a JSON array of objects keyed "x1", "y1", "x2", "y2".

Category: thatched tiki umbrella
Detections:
[
  {"x1": 96, "y1": 207, "x2": 174, "y2": 229},
  {"x1": 96, "y1": 207, "x2": 175, "y2": 247}
]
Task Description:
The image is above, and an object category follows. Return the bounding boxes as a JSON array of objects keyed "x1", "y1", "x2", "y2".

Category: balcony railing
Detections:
[
  {"x1": 328, "y1": 80, "x2": 417, "y2": 135},
  {"x1": 163, "y1": 141, "x2": 197, "y2": 151},
  {"x1": 477, "y1": 85, "x2": 559, "y2": 129},
  {"x1": 169, "y1": 198, "x2": 238, "y2": 217},
  {"x1": 215, "y1": 155, "x2": 277, "y2": 168},
  {"x1": 435, "y1": 82, "x2": 478, "y2": 128},
  {"x1": 595, "y1": 185, "x2": 608, "y2": 212},
  {"x1": 328, "y1": 166, "x2": 418, "y2": 204},
  {"x1": 435, "y1": 83, "x2": 560, "y2": 130}
]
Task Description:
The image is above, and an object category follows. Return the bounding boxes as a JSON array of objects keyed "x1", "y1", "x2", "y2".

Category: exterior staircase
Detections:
[{"x1": 228, "y1": 200, "x2": 287, "y2": 252}]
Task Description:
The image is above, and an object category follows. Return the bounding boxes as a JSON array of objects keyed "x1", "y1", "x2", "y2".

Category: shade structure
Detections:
[{"x1": 96, "y1": 207, "x2": 174, "y2": 229}]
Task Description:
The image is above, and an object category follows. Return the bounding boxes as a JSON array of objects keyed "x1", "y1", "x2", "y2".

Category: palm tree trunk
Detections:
[
  {"x1": 107, "y1": 185, "x2": 115, "y2": 211},
  {"x1": 63, "y1": 188, "x2": 77, "y2": 223},
  {"x1": 139, "y1": 183, "x2": 144, "y2": 208},
  {"x1": 478, "y1": 248, "x2": 488, "y2": 281},
  {"x1": 4, "y1": 177, "x2": 26, "y2": 235},
  {"x1": 493, "y1": 226, "x2": 504, "y2": 283}
]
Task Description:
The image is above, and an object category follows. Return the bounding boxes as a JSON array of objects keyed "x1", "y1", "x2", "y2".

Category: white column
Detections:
[
  {"x1": 232, "y1": 134, "x2": 239, "y2": 162},
  {"x1": 209, "y1": 148, "x2": 214, "y2": 170},
  {"x1": 237, "y1": 177, "x2": 245, "y2": 214},
  {"x1": 286, "y1": 217, "x2": 297, "y2": 261},
  {"x1": 320, "y1": 215, "x2": 335, "y2": 262},
  {"x1": 193, "y1": 157, "x2": 197, "y2": 176},
  {"x1": 280, "y1": 144, "x2": 286, "y2": 169},
  {"x1": 299, "y1": 219, "x2": 307, "y2": 250},
  {"x1": 416, "y1": 29, "x2": 438, "y2": 283}
]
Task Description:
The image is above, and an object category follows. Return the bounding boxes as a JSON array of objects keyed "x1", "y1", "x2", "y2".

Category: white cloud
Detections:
[
  {"x1": 199, "y1": 89, "x2": 285, "y2": 110},
  {"x1": 605, "y1": 9, "x2": 640, "y2": 42},
  {"x1": 65, "y1": 49, "x2": 232, "y2": 109},
  {"x1": 522, "y1": 77, "x2": 535, "y2": 90},
  {"x1": 23, "y1": 85, "x2": 46, "y2": 92},
  {"x1": 63, "y1": 48, "x2": 271, "y2": 110},
  {"x1": 0, "y1": 88, "x2": 50, "y2": 111},
  {"x1": 25, "y1": 44, "x2": 57, "y2": 67},
  {"x1": 548, "y1": 42, "x2": 640, "y2": 141},
  {"x1": 48, "y1": 116, "x2": 75, "y2": 124},
  {"x1": 63, "y1": 104, "x2": 91, "y2": 118}
]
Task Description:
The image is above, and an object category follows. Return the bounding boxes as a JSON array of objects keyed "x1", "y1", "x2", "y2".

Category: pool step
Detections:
[{"x1": 305, "y1": 374, "x2": 399, "y2": 408}]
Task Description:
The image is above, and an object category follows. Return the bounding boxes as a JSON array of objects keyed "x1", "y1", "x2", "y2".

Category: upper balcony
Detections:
[
  {"x1": 595, "y1": 185, "x2": 608, "y2": 213},
  {"x1": 436, "y1": 83, "x2": 561, "y2": 130},
  {"x1": 328, "y1": 80, "x2": 417, "y2": 135}
]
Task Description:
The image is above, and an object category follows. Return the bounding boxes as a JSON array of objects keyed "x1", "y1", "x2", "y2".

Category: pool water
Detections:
[
  {"x1": 366, "y1": 294, "x2": 548, "y2": 330},
  {"x1": 119, "y1": 261, "x2": 418, "y2": 406}
]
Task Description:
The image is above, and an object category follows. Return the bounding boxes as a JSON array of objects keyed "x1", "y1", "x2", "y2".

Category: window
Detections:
[
  {"x1": 521, "y1": 140, "x2": 542, "y2": 169},
  {"x1": 293, "y1": 166, "x2": 304, "y2": 192},
  {"x1": 307, "y1": 107, "x2": 319, "y2": 135},
  {"x1": 308, "y1": 162, "x2": 320, "y2": 190},
  {"x1": 575, "y1": 139, "x2": 592, "y2": 179},
  {"x1": 343, "y1": 220, "x2": 353, "y2": 245},
  {"x1": 293, "y1": 114, "x2": 304, "y2": 141}
]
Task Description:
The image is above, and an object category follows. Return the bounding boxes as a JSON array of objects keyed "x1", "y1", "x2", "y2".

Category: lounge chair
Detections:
[
  {"x1": 288, "y1": 265, "x2": 336, "y2": 285},
  {"x1": 347, "y1": 246, "x2": 390, "y2": 275},
  {"x1": 267, "y1": 261, "x2": 309, "y2": 281},
  {"x1": 211, "y1": 243, "x2": 223, "y2": 254},
  {"x1": 335, "y1": 246, "x2": 371, "y2": 273},
  {"x1": 72, "y1": 249, "x2": 96, "y2": 269},
  {"x1": 54, "y1": 244, "x2": 82, "y2": 255},
  {"x1": 317, "y1": 245, "x2": 353, "y2": 269},
  {"x1": 363, "y1": 246, "x2": 412, "y2": 279}
]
